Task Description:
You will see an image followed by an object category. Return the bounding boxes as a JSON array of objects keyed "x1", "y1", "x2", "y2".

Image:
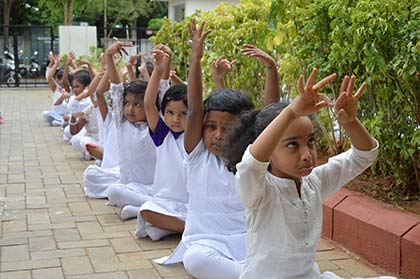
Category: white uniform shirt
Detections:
[
  {"x1": 236, "y1": 141, "x2": 379, "y2": 279},
  {"x1": 82, "y1": 105, "x2": 99, "y2": 140},
  {"x1": 110, "y1": 82, "x2": 156, "y2": 185},
  {"x1": 150, "y1": 117, "x2": 188, "y2": 204},
  {"x1": 67, "y1": 95, "x2": 92, "y2": 113},
  {"x1": 100, "y1": 112, "x2": 120, "y2": 169},
  {"x1": 51, "y1": 84, "x2": 69, "y2": 114},
  {"x1": 164, "y1": 140, "x2": 247, "y2": 264}
]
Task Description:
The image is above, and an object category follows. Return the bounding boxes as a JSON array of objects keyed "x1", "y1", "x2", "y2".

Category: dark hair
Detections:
[
  {"x1": 204, "y1": 89, "x2": 254, "y2": 114},
  {"x1": 123, "y1": 79, "x2": 148, "y2": 100},
  {"x1": 55, "y1": 69, "x2": 64, "y2": 80},
  {"x1": 146, "y1": 61, "x2": 154, "y2": 76},
  {"x1": 73, "y1": 70, "x2": 91, "y2": 87},
  {"x1": 223, "y1": 102, "x2": 290, "y2": 173},
  {"x1": 161, "y1": 83, "x2": 188, "y2": 113}
]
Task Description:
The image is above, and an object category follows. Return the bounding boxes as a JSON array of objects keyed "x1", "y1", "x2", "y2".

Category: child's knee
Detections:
[
  {"x1": 140, "y1": 209, "x2": 154, "y2": 223},
  {"x1": 106, "y1": 184, "x2": 122, "y2": 202},
  {"x1": 183, "y1": 245, "x2": 218, "y2": 277}
]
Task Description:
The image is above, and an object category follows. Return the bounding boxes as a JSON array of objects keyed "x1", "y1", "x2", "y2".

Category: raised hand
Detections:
[
  {"x1": 211, "y1": 55, "x2": 236, "y2": 80},
  {"x1": 66, "y1": 53, "x2": 74, "y2": 65},
  {"x1": 170, "y1": 70, "x2": 184, "y2": 85},
  {"x1": 335, "y1": 75, "x2": 366, "y2": 125},
  {"x1": 151, "y1": 49, "x2": 169, "y2": 73},
  {"x1": 211, "y1": 55, "x2": 235, "y2": 90},
  {"x1": 241, "y1": 44, "x2": 276, "y2": 69},
  {"x1": 154, "y1": 44, "x2": 172, "y2": 58},
  {"x1": 128, "y1": 54, "x2": 138, "y2": 66},
  {"x1": 188, "y1": 18, "x2": 211, "y2": 60},
  {"x1": 290, "y1": 68, "x2": 336, "y2": 117},
  {"x1": 77, "y1": 59, "x2": 91, "y2": 67},
  {"x1": 54, "y1": 54, "x2": 61, "y2": 65},
  {"x1": 48, "y1": 51, "x2": 54, "y2": 63},
  {"x1": 105, "y1": 41, "x2": 133, "y2": 57}
]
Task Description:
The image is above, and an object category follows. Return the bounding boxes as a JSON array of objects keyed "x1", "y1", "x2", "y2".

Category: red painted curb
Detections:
[
  {"x1": 322, "y1": 189, "x2": 420, "y2": 277},
  {"x1": 322, "y1": 188, "x2": 362, "y2": 238},
  {"x1": 401, "y1": 224, "x2": 420, "y2": 278}
]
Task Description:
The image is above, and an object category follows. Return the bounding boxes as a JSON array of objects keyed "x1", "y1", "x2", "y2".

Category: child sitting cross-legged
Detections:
[{"x1": 135, "y1": 46, "x2": 189, "y2": 241}]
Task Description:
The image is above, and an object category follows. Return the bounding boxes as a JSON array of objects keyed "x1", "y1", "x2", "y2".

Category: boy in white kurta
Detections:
[{"x1": 230, "y1": 71, "x2": 396, "y2": 279}]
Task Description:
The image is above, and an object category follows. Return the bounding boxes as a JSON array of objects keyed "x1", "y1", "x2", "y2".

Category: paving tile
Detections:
[
  {"x1": 68, "y1": 201, "x2": 92, "y2": 213},
  {"x1": 110, "y1": 238, "x2": 141, "y2": 253},
  {"x1": 332, "y1": 258, "x2": 379, "y2": 277},
  {"x1": 136, "y1": 235, "x2": 180, "y2": 251},
  {"x1": 152, "y1": 262, "x2": 189, "y2": 277},
  {"x1": 97, "y1": 214, "x2": 124, "y2": 226},
  {"x1": 1, "y1": 230, "x2": 53, "y2": 240},
  {"x1": 31, "y1": 248, "x2": 86, "y2": 260},
  {"x1": 57, "y1": 239, "x2": 109, "y2": 249},
  {"x1": 76, "y1": 221, "x2": 104, "y2": 236},
  {"x1": 0, "y1": 237, "x2": 28, "y2": 246},
  {"x1": 87, "y1": 246, "x2": 121, "y2": 272},
  {"x1": 61, "y1": 256, "x2": 94, "y2": 276},
  {"x1": 29, "y1": 222, "x2": 76, "y2": 231},
  {"x1": 317, "y1": 260, "x2": 341, "y2": 272},
  {"x1": 2, "y1": 219, "x2": 27, "y2": 233},
  {"x1": 1, "y1": 245, "x2": 30, "y2": 262},
  {"x1": 27, "y1": 212, "x2": 51, "y2": 225},
  {"x1": 0, "y1": 258, "x2": 61, "y2": 272},
  {"x1": 53, "y1": 228, "x2": 81, "y2": 242},
  {"x1": 66, "y1": 272, "x2": 129, "y2": 279},
  {"x1": 32, "y1": 267, "x2": 64, "y2": 279},
  {"x1": 29, "y1": 236, "x2": 56, "y2": 252},
  {"x1": 0, "y1": 270, "x2": 31, "y2": 279},
  {"x1": 127, "y1": 269, "x2": 162, "y2": 279},
  {"x1": 82, "y1": 231, "x2": 131, "y2": 240}
]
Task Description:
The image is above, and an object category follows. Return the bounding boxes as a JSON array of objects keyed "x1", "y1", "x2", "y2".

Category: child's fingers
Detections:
[
  {"x1": 340, "y1": 75, "x2": 349, "y2": 94},
  {"x1": 297, "y1": 75, "x2": 305, "y2": 94},
  {"x1": 354, "y1": 82, "x2": 367, "y2": 99},
  {"x1": 242, "y1": 44, "x2": 257, "y2": 50},
  {"x1": 305, "y1": 68, "x2": 318, "y2": 90},
  {"x1": 202, "y1": 29, "x2": 212, "y2": 39},
  {"x1": 317, "y1": 93, "x2": 332, "y2": 106},
  {"x1": 187, "y1": 23, "x2": 194, "y2": 37},
  {"x1": 346, "y1": 75, "x2": 356, "y2": 97},
  {"x1": 215, "y1": 55, "x2": 225, "y2": 65},
  {"x1": 313, "y1": 73, "x2": 337, "y2": 91},
  {"x1": 198, "y1": 21, "x2": 206, "y2": 35},
  {"x1": 315, "y1": 100, "x2": 329, "y2": 110}
]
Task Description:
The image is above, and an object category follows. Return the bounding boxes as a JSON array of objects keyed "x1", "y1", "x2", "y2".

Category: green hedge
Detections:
[{"x1": 151, "y1": 0, "x2": 420, "y2": 192}]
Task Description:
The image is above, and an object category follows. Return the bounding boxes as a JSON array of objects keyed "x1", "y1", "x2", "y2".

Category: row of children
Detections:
[{"x1": 41, "y1": 19, "x2": 395, "y2": 279}]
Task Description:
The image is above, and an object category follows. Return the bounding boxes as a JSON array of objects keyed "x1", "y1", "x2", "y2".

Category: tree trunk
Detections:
[
  {"x1": 63, "y1": 2, "x2": 68, "y2": 25},
  {"x1": 2, "y1": 0, "x2": 14, "y2": 50},
  {"x1": 63, "y1": 0, "x2": 74, "y2": 26}
]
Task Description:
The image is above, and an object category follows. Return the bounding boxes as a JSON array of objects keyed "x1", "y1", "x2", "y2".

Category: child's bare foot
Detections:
[{"x1": 85, "y1": 143, "x2": 103, "y2": 160}]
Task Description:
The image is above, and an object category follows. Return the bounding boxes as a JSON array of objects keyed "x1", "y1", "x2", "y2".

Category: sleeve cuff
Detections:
[
  {"x1": 239, "y1": 145, "x2": 270, "y2": 171},
  {"x1": 350, "y1": 138, "x2": 379, "y2": 159}
]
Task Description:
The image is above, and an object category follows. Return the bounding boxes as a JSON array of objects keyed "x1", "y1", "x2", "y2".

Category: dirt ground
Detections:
[{"x1": 345, "y1": 171, "x2": 420, "y2": 215}]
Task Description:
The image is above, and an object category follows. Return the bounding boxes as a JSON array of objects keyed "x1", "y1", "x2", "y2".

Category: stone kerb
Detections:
[{"x1": 322, "y1": 188, "x2": 420, "y2": 278}]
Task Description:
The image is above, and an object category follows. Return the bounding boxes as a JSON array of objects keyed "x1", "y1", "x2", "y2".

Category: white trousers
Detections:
[
  {"x1": 83, "y1": 165, "x2": 120, "y2": 198},
  {"x1": 106, "y1": 182, "x2": 153, "y2": 208},
  {"x1": 69, "y1": 128, "x2": 87, "y2": 155},
  {"x1": 322, "y1": 272, "x2": 397, "y2": 279},
  {"x1": 183, "y1": 244, "x2": 243, "y2": 279}
]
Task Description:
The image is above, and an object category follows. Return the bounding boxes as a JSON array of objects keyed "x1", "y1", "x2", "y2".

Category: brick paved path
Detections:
[{"x1": 0, "y1": 89, "x2": 393, "y2": 278}]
